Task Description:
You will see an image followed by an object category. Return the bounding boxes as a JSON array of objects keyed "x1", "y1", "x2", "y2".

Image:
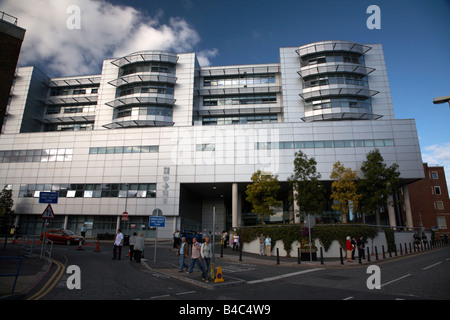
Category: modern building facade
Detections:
[
  {"x1": 0, "y1": 40, "x2": 424, "y2": 238},
  {"x1": 409, "y1": 163, "x2": 450, "y2": 240},
  {"x1": 0, "y1": 11, "x2": 25, "y2": 133}
]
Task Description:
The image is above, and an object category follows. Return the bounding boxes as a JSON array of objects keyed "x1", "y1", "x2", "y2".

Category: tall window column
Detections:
[{"x1": 232, "y1": 183, "x2": 239, "y2": 228}]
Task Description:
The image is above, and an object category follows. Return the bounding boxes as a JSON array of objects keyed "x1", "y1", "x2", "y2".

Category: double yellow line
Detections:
[{"x1": 27, "y1": 259, "x2": 65, "y2": 300}]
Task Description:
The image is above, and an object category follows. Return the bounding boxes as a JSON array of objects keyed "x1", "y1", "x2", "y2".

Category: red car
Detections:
[{"x1": 41, "y1": 229, "x2": 84, "y2": 245}]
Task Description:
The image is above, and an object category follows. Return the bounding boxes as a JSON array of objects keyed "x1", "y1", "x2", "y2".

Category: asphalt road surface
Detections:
[{"x1": 26, "y1": 240, "x2": 450, "y2": 304}]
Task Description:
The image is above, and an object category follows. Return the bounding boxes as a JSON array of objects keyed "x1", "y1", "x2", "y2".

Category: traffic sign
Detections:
[
  {"x1": 122, "y1": 211, "x2": 128, "y2": 221},
  {"x1": 39, "y1": 192, "x2": 58, "y2": 204},
  {"x1": 304, "y1": 214, "x2": 316, "y2": 229},
  {"x1": 41, "y1": 204, "x2": 55, "y2": 219},
  {"x1": 149, "y1": 216, "x2": 165, "y2": 228}
]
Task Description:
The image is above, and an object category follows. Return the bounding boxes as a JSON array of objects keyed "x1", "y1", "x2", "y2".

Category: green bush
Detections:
[{"x1": 237, "y1": 224, "x2": 379, "y2": 256}]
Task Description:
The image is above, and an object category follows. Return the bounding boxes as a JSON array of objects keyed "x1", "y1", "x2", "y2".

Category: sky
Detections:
[{"x1": 3, "y1": 0, "x2": 450, "y2": 187}]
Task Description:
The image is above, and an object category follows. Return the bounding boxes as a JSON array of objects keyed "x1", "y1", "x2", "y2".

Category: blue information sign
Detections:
[
  {"x1": 39, "y1": 192, "x2": 58, "y2": 204},
  {"x1": 149, "y1": 216, "x2": 166, "y2": 228}
]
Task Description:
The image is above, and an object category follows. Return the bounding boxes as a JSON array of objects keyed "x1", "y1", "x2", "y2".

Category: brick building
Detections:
[{"x1": 409, "y1": 163, "x2": 450, "y2": 241}]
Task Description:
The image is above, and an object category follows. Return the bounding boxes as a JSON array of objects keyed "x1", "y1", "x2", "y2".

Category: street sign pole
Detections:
[
  {"x1": 40, "y1": 220, "x2": 47, "y2": 259},
  {"x1": 149, "y1": 215, "x2": 165, "y2": 264},
  {"x1": 154, "y1": 227, "x2": 158, "y2": 264}
]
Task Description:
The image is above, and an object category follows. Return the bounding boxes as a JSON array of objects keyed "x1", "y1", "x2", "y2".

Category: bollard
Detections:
[
  {"x1": 404, "y1": 243, "x2": 408, "y2": 254},
  {"x1": 239, "y1": 243, "x2": 243, "y2": 261},
  {"x1": 276, "y1": 248, "x2": 280, "y2": 265},
  {"x1": 297, "y1": 247, "x2": 301, "y2": 264},
  {"x1": 394, "y1": 244, "x2": 397, "y2": 257},
  {"x1": 220, "y1": 243, "x2": 223, "y2": 258},
  {"x1": 409, "y1": 243, "x2": 412, "y2": 254},
  {"x1": 382, "y1": 245, "x2": 386, "y2": 259},
  {"x1": 320, "y1": 247, "x2": 324, "y2": 265},
  {"x1": 400, "y1": 243, "x2": 403, "y2": 255},
  {"x1": 339, "y1": 247, "x2": 344, "y2": 265},
  {"x1": 367, "y1": 247, "x2": 371, "y2": 262},
  {"x1": 375, "y1": 246, "x2": 379, "y2": 260},
  {"x1": 358, "y1": 249, "x2": 362, "y2": 264}
]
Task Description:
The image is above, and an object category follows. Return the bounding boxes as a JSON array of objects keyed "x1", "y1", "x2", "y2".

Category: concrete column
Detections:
[
  {"x1": 403, "y1": 185, "x2": 413, "y2": 229},
  {"x1": 116, "y1": 215, "x2": 121, "y2": 231},
  {"x1": 387, "y1": 196, "x2": 396, "y2": 227},
  {"x1": 63, "y1": 215, "x2": 69, "y2": 230},
  {"x1": 232, "y1": 183, "x2": 239, "y2": 229},
  {"x1": 238, "y1": 189, "x2": 242, "y2": 228}
]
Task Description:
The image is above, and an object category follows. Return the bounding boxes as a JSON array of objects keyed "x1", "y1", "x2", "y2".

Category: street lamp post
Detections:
[{"x1": 433, "y1": 95, "x2": 450, "y2": 108}]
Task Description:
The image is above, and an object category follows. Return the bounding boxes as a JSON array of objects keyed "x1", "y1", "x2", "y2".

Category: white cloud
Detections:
[
  {"x1": 4, "y1": 0, "x2": 217, "y2": 76},
  {"x1": 422, "y1": 142, "x2": 450, "y2": 190},
  {"x1": 197, "y1": 48, "x2": 219, "y2": 67}
]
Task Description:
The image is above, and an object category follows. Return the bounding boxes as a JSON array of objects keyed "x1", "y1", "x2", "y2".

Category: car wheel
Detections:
[{"x1": 66, "y1": 239, "x2": 71, "y2": 246}]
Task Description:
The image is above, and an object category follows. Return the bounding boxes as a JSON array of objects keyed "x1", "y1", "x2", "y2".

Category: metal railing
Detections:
[
  {"x1": 0, "y1": 11, "x2": 18, "y2": 25},
  {"x1": 0, "y1": 257, "x2": 23, "y2": 294},
  {"x1": 40, "y1": 238, "x2": 54, "y2": 262}
]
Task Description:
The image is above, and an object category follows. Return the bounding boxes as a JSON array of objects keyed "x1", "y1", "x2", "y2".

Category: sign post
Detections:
[
  {"x1": 40, "y1": 203, "x2": 55, "y2": 259},
  {"x1": 305, "y1": 214, "x2": 316, "y2": 262},
  {"x1": 149, "y1": 214, "x2": 165, "y2": 263}
]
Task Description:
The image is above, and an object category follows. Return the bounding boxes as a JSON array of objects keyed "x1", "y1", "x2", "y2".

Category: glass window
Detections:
[
  {"x1": 314, "y1": 141, "x2": 325, "y2": 148},
  {"x1": 344, "y1": 140, "x2": 354, "y2": 147},
  {"x1": 364, "y1": 140, "x2": 374, "y2": 147},
  {"x1": 304, "y1": 141, "x2": 314, "y2": 148}
]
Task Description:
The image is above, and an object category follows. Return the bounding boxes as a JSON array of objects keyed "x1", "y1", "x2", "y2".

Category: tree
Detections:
[
  {"x1": 288, "y1": 151, "x2": 325, "y2": 219},
  {"x1": 359, "y1": 149, "x2": 401, "y2": 224},
  {"x1": 0, "y1": 186, "x2": 15, "y2": 241},
  {"x1": 245, "y1": 170, "x2": 282, "y2": 224},
  {"x1": 330, "y1": 161, "x2": 361, "y2": 223}
]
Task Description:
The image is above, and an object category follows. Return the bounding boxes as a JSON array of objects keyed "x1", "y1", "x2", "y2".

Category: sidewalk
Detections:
[
  {"x1": 139, "y1": 242, "x2": 375, "y2": 290},
  {"x1": 140, "y1": 240, "x2": 449, "y2": 290},
  {"x1": 0, "y1": 242, "x2": 51, "y2": 300}
]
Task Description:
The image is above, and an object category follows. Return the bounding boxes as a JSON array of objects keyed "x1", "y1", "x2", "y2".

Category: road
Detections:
[{"x1": 25, "y1": 240, "x2": 450, "y2": 305}]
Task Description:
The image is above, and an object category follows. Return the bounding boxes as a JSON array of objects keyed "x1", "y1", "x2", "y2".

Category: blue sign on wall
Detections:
[
  {"x1": 149, "y1": 216, "x2": 166, "y2": 228},
  {"x1": 39, "y1": 192, "x2": 59, "y2": 204}
]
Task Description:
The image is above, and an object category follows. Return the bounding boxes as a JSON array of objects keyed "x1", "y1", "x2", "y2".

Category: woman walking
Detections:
[
  {"x1": 133, "y1": 232, "x2": 145, "y2": 263},
  {"x1": 346, "y1": 236, "x2": 354, "y2": 262}
]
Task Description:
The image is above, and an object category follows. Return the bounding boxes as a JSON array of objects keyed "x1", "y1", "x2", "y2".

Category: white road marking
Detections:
[
  {"x1": 380, "y1": 274, "x2": 411, "y2": 288},
  {"x1": 422, "y1": 262, "x2": 442, "y2": 270},
  {"x1": 247, "y1": 268, "x2": 322, "y2": 284}
]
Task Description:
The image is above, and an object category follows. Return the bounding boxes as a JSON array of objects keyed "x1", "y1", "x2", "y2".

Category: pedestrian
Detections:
[
  {"x1": 201, "y1": 236, "x2": 213, "y2": 282},
  {"x1": 133, "y1": 232, "x2": 145, "y2": 263},
  {"x1": 259, "y1": 233, "x2": 266, "y2": 255},
  {"x1": 265, "y1": 235, "x2": 272, "y2": 257},
  {"x1": 357, "y1": 236, "x2": 366, "y2": 259},
  {"x1": 188, "y1": 237, "x2": 206, "y2": 280},
  {"x1": 112, "y1": 229, "x2": 124, "y2": 260},
  {"x1": 129, "y1": 232, "x2": 137, "y2": 261},
  {"x1": 176, "y1": 237, "x2": 189, "y2": 272},
  {"x1": 173, "y1": 229, "x2": 181, "y2": 248},
  {"x1": 351, "y1": 237, "x2": 356, "y2": 260},
  {"x1": 81, "y1": 224, "x2": 87, "y2": 239},
  {"x1": 346, "y1": 236, "x2": 354, "y2": 262}
]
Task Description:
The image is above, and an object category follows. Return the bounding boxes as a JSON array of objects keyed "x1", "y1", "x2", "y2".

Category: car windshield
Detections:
[{"x1": 64, "y1": 230, "x2": 75, "y2": 236}]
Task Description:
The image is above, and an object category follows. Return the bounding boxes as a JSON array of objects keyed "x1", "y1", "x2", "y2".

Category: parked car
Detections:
[{"x1": 41, "y1": 229, "x2": 84, "y2": 245}]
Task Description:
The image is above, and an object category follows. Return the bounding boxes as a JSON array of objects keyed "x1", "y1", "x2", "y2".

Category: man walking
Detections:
[
  {"x1": 259, "y1": 233, "x2": 266, "y2": 255},
  {"x1": 177, "y1": 237, "x2": 189, "y2": 272},
  {"x1": 112, "y1": 229, "x2": 124, "y2": 260},
  {"x1": 188, "y1": 237, "x2": 206, "y2": 280}
]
